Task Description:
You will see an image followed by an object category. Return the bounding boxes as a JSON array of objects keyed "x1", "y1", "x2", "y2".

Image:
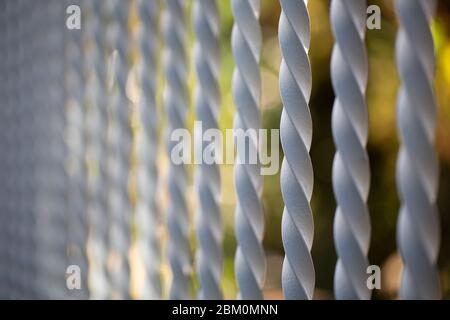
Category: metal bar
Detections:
[
  {"x1": 231, "y1": 0, "x2": 266, "y2": 300},
  {"x1": 163, "y1": 0, "x2": 192, "y2": 300},
  {"x1": 104, "y1": 0, "x2": 131, "y2": 299},
  {"x1": 331, "y1": 0, "x2": 371, "y2": 300},
  {"x1": 0, "y1": 2, "x2": 7, "y2": 297},
  {"x1": 1, "y1": 0, "x2": 18, "y2": 298},
  {"x1": 395, "y1": 0, "x2": 441, "y2": 300},
  {"x1": 26, "y1": 0, "x2": 68, "y2": 299},
  {"x1": 17, "y1": 0, "x2": 40, "y2": 299},
  {"x1": 136, "y1": 0, "x2": 163, "y2": 300},
  {"x1": 278, "y1": 0, "x2": 315, "y2": 300},
  {"x1": 47, "y1": 1, "x2": 69, "y2": 299},
  {"x1": 82, "y1": 0, "x2": 110, "y2": 299},
  {"x1": 64, "y1": 0, "x2": 89, "y2": 299},
  {"x1": 30, "y1": 0, "x2": 50, "y2": 298},
  {"x1": 193, "y1": 0, "x2": 223, "y2": 300}
]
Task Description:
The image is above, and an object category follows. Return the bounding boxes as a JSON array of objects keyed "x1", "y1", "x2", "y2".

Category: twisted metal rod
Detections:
[
  {"x1": 331, "y1": 0, "x2": 371, "y2": 300},
  {"x1": 104, "y1": 0, "x2": 131, "y2": 299},
  {"x1": 93, "y1": 0, "x2": 113, "y2": 299},
  {"x1": 12, "y1": 0, "x2": 26, "y2": 298},
  {"x1": 395, "y1": 0, "x2": 441, "y2": 300},
  {"x1": 28, "y1": 1, "x2": 51, "y2": 298},
  {"x1": 20, "y1": 0, "x2": 41, "y2": 299},
  {"x1": 24, "y1": 1, "x2": 49, "y2": 298},
  {"x1": 163, "y1": 0, "x2": 192, "y2": 300},
  {"x1": 0, "y1": 0, "x2": 74, "y2": 300},
  {"x1": 278, "y1": 0, "x2": 315, "y2": 300},
  {"x1": 29, "y1": 1, "x2": 68, "y2": 298},
  {"x1": 231, "y1": 0, "x2": 265, "y2": 300},
  {"x1": 0, "y1": 1, "x2": 69, "y2": 298},
  {"x1": 53, "y1": 3, "x2": 69, "y2": 299},
  {"x1": 193, "y1": 0, "x2": 223, "y2": 300},
  {"x1": 2, "y1": 0, "x2": 19, "y2": 298},
  {"x1": 0, "y1": 4, "x2": 7, "y2": 296},
  {"x1": 9, "y1": 2, "x2": 23, "y2": 297},
  {"x1": 82, "y1": 0, "x2": 109, "y2": 299},
  {"x1": 65, "y1": 0, "x2": 88, "y2": 299},
  {"x1": 136, "y1": 0, "x2": 162, "y2": 299},
  {"x1": 4, "y1": 0, "x2": 57, "y2": 298}
]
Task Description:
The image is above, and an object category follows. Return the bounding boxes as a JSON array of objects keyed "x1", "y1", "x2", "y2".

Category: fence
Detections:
[{"x1": 0, "y1": 0, "x2": 445, "y2": 300}]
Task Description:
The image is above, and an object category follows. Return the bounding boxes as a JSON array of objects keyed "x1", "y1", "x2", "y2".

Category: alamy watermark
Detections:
[
  {"x1": 66, "y1": 265, "x2": 81, "y2": 290},
  {"x1": 367, "y1": 5, "x2": 381, "y2": 30},
  {"x1": 66, "y1": 5, "x2": 81, "y2": 30},
  {"x1": 65, "y1": 4, "x2": 381, "y2": 30},
  {"x1": 170, "y1": 121, "x2": 279, "y2": 176},
  {"x1": 367, "y1": 265, "x2": 381, "y2": 290}
]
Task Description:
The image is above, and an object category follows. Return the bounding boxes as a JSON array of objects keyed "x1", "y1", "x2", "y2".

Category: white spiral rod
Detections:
[
  {"x1": 331, "y1": 0, "x2": 371, "y2": 300},
  {"x1": 136, "y1": 0, "x2": 162, "y2": 299},
  {"x1": 278, "y1": 0, "x2": 315, "y2": 300},
  {"x1": 231, "y1": 0, "x2": 266, "y2": 300},
  {"x1": 193, "y1": 0, "x2": 223, "y2": 300},
  {"x1": 395, "y1": 0, "x2": 441, "y2": 300},
  {"x1": 163, "y1": 0, "x2": 192, "y2": 300}
]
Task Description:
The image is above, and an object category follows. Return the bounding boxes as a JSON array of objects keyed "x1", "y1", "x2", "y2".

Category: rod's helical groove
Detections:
[
  {"x1": 395, "y1": 0, "x2": 441, "y2": 300},
  {"x1": 331, "y1": 0, "x2": 371, "y2": 300},
  {"x1": 164, "y1": 0, "x2": 192, "y2": 300},
  {"x1": 65, "y1": 0, "x2": 88, "y2": 299},
  {"x1": 193, "y1": 0, "x2": 223, "y2": 300},
  {"x1": 231, "y1": 0, "x2": 265, "y2": 300},
  {"x1": 278, "y1": 0, "x2": 315, "y2": 300},
  {"x1": 136, "y1": 0, "x2": 162, "y2": 299},
  {"x1": 83, "y1": 0, "x2": 109, "y2": 299},
  {"x1": 105, "y1": 0, "x2": 131, "y2": 299}
]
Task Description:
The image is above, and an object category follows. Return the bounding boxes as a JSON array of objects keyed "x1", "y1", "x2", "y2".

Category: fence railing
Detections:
[{"x1": 0, "y1": 0, "x2": 442, "y2": 300}]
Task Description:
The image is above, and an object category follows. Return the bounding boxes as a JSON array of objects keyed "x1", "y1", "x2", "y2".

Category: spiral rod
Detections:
[
  {"x1": 395, "y1": 0, "x2": 441, "y2": 300},
  {"x1": 278, "y1": 0, "x2": 315, "y2": 300},
  {"x1": 231, "y1": 0, "x2": 266, "y2": 300},
  {"x1": 331, "y1": 0, "x2": 371, "y2": 300}
]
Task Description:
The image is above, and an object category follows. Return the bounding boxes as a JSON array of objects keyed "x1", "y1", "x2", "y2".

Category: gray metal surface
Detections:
[
  {"x1": 136, "y1": 0, "x2": 163, "y2": 300},
  {"x1": 395, "y1": 0, "x2": 441, "y2": 300},
  {"x1": 0, "y1": 0, "x2": 84, "y2": 299},
  {"x1": 0, "y1": 3, "x2": 7, "y2": 296},
  {"x1": 164, "y1": 0, "x2": 192, "y2": 300},
  {"x1": 193, "y1": 0, "x2": 223, "y2": 300},
  {"x1": 331, "y1": 0, "x2": 371, "y2": 300},
  {"x1": 29, "y1": 1, "x2": 68, "y2": 299},
  {"x1": 82, "y1": 0, "x2": 109, "y2": 299},
  {"x1": 279, "y1": 0, "x2": 315, "y2": 300},
  {"x1": 231, "y1": 0, "x2": 266, "y2": 300},
  {"x1": 65, "y1": 0, "x2": 89, "y2": 300},
  {"x1": 104, "y1": 0, "x2": 131, "y2": 299},
  {"x1": 0, "y1": 0, "x2": 18, "y2": 298}
]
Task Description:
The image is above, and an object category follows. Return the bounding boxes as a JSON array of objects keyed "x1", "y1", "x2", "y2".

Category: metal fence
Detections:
[{"x1": 0, "y1": 0, "x2": 443, "y2": 300}]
